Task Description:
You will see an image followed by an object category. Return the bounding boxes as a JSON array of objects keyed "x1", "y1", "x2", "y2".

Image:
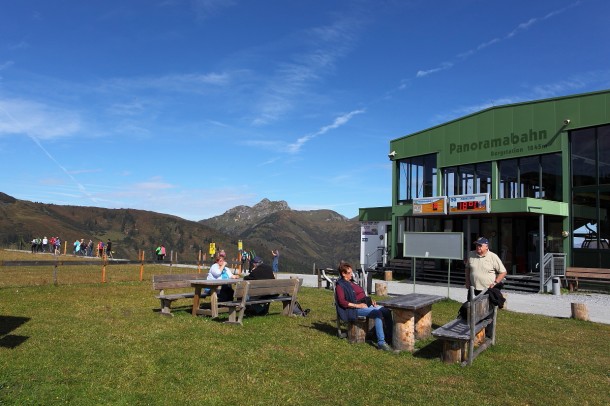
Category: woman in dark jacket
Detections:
[{"x1": 335, "y1": 262, "x2": 393, "y2": 351}]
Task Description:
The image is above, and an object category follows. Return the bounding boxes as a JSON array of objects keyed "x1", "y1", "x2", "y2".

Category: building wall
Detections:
[{"x1": 363, "y1": 89, "x2": 610, "y2": 269}]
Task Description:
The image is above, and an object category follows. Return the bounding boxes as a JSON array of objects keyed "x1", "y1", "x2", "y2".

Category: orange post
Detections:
[
  {"x1": 139, "y1": 250, "x2": 144, "y2": 281},
  {"x1": 101, "y1": 254, "x2": 107, "y2": 283}
]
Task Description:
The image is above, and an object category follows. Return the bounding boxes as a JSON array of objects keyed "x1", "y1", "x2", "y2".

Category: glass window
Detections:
[
  {"x1": 599, "y1": 125, "x2": 610, "y2": 185},
  {"x1": 541, "y1": 153, "x2": 562, "y2": 201},
  {"x1": 520, "y1": 156, "x2": 541, "y2": 198},
  {"x1": 571, "y1": 128, "x2": 596, "y2": 187},
  {"x1": 499, "y1": 159, "x2": 519, "y2": 198},
  {"x1": 476, "y1": 162, "x2": 492, "y2": 196},
  {"x1": 398, "y1": 154, "x2": 437, "y2": 201},
  {"x1": 460, "y1": 164, "x2": 475, "y2": 195},
  {"x1": 572, "y1": 191, "x2": 597, "y2": 249},
  {"x1": 443, "y1": 167, "x2": 458, "y2": 196},
  {"x1": 443, "y1": 162, "x2": 491, "y2": 196}
]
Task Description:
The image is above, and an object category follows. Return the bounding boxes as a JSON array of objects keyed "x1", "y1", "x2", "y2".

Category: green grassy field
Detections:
[{"x1": 0, "y1": 250, "x2": 609, "y2": 405}]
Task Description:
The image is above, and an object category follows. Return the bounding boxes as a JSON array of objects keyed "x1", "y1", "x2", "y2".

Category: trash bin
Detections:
[{"x1": 552, "y1": 277, "x2": 561, "y2": 296}]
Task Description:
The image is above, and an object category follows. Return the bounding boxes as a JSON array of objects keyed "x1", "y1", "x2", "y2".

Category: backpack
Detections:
[{"x1": 292, "y1": 301, "x2": 310, "y2": 317}]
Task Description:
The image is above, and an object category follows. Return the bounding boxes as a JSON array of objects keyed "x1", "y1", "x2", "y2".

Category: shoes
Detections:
[{"x1": 378, "y1": 342, "x2": 393, "y2": 352}]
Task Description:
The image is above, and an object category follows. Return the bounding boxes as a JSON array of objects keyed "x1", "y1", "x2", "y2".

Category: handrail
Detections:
[
  {"x1": 540, "y1": 252, "x2": 567, "y2": 292},
  {"x1": 363, "y1": 247, "x2": 384, "y2": 272}
]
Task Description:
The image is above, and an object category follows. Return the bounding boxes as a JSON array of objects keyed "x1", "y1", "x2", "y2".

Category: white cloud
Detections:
[
  {"x1": 0, "y1": 98, "x2": 81, "y2": 139},
  {"x1": 287, "y1": 109, "x2": 365, "y2": 153}
]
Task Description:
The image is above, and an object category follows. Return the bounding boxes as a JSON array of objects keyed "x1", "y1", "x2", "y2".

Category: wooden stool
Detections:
[
  {"x1": 375, "y1": 282, "x2": 388, "y2": 296},
  {"x1": 347, "y1": 318, "x2": 370, "y2": 343}
]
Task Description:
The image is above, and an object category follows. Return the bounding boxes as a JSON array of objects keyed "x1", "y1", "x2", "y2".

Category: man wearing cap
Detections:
[
  {"x1": 244, "y1": 256, "x2": 275, "y2": 281},
  {"x1": 465, "y1": 237, "x2": 507, "y2": 296},
  {"x1": 243, "y1": 256, "x2": 276, "y2": 316}
]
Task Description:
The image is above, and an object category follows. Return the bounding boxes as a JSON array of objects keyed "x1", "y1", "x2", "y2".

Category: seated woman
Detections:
[
  {"x1": 335, "y1": 262, "x2": 393, "y2": 351},
  {"x1": 206, "y1": 253, "x2": 239, "y2": 301}
]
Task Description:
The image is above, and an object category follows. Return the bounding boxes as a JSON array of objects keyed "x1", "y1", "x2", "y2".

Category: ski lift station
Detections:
[{"x1": 359, "y1": 89, "x2": 610, "y2": 292}]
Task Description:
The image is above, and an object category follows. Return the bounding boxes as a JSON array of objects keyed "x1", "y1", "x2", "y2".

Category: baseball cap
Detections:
[{"x1": 474, "y1": 237, "x2": 489, "y2": 245}]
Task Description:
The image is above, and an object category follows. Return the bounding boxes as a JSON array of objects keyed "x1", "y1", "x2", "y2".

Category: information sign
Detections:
[
  {"x1": 448, "y1": 193, "x2": 490, "y2": 214},
  {"x1": 413, "y1": 197, "x2": 447, "y2": 215}
]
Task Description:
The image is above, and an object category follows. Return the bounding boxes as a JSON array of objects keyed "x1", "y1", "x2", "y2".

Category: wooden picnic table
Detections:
[
  {"x1": 190, "y1": 279, "x2": 241, "y2": 318},
  {"x1": 377, "y1": 293, "x2": 444, "y2": 352}
]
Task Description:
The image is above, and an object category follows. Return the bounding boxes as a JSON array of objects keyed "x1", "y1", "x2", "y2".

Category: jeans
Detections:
[{"x1": 356, "y1": 305, "x2": 392, "y2": 345}]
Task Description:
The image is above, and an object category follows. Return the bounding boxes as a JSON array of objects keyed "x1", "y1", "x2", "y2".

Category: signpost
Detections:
[{"x1": 403, "y1": 232, "x2": 464, "y2": 297}]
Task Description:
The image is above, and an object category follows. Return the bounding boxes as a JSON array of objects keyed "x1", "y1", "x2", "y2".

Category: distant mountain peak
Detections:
[{"x1": 219, "y1": 199, "x2": 290, "y2": 222}]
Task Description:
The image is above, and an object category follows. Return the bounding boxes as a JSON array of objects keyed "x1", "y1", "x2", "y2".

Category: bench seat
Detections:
[
  {"x1": 152, "y1": 273, "x2": 208, "y2": 316},
  {"x1": 432, "y1": 287, "x2": 497, "y2": 366}
]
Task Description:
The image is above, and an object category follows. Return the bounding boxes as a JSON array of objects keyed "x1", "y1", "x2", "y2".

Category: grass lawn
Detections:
[{"x1": 0, "y1": 250, "x2": 609, "y2": 405}]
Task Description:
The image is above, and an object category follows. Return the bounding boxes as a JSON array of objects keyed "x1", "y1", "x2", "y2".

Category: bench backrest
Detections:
[
  {"x1": 467, "y1": 289, "x2": 494, "y2": 326},
  {"x1": 566, "y1": 267, "x2": 610, "y2": 278},
  {"x1": 233, "y1": 278, "x2": 299, "y2": 299},
  {"x1": 152, "y1": 273, "x2": 208, "y2": 290}
]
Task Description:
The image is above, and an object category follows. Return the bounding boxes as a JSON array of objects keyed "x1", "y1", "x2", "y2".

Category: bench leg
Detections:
[
  {"x1": 414, "y1": 305, "x2": 433, "y2": 340},
  {"x1": 392, "y1": 308, "x2": 415, "y2": 352},
  {"x1": 160, "y1": 299, "x2": 173, "y2": 317},
  {"x1": 441, "y1": 340, "x2": 465, "y2": 364}
]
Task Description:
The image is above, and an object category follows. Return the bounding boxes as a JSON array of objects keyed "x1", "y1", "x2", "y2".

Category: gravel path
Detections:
[{"x1": 281, "y1": 273, "x2": 610, "y2": 325}]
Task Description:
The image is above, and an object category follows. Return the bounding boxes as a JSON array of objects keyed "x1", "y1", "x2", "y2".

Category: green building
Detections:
[{"x1": 360, "y1": 89, "x2": 610, "y2": 289}]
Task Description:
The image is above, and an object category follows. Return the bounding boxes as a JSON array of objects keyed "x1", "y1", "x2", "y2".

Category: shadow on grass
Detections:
[
  {"x1": 0, "y1": 315, "x2": 30, "y2": 349},
  {"x1": 309, "y1": 321, "x2": 339, "y2": 337}
]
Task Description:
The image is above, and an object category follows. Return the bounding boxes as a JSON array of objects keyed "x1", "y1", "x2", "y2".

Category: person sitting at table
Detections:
[
  {"x1": 335, "y1": 261, "x2": 393, "y2": 351},
  {"x1": 206, "y1": 253, "x2": 239, "y2": 301},
  {"x1": 243, "y1": 256, "x2": 276, "y2": 316}
]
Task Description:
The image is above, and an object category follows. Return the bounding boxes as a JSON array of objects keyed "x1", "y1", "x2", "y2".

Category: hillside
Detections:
[
  {"x1": 0, "y1": 193, "x2": 360, "y2": 272},
  {"x1": 201, "y1": 199, "x2": 359, "y2": 271}
]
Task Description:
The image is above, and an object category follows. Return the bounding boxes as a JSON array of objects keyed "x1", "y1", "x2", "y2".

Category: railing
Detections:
[
  {"x1": 363, "y1": 247, "x2": 384, "y2": 272},
  {"x1": 540, "y1": 252, "x2": 567, "y2": 293}
]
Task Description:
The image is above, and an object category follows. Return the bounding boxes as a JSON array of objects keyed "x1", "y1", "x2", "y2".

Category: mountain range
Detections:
[{"x1": 0, "y1": 193, "x2": 359, "y2": 272}]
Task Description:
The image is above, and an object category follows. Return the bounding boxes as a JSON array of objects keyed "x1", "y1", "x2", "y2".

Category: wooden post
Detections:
[
  {"x1": 198, "y1": 250, "x2": 202, "y2": 273},
  {"x1": 571, "y1": 303, "x2": 589, "y2": 321},
  {"x1": 375, "y1": 282, "x2": 388, "y2": 296},
  {"x1": 53, "y1": 261, "x2": 58, "y2": 286},
  {"x1": 384, "y1": 270, "x2": 392, "y2": 281},
  {"x1": 139, "y1": 250, "x2": 144, "y2": 281},
  {"x1": 101, "y1": 254, "x2": 107, "y2": 283}
]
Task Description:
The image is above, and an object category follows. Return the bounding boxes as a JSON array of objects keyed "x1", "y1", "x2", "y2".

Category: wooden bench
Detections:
[
  {"x1": 217, "y1": 278, "x2": 300, "y2": 325},
  {"x1": 432, "y1": 287, "x2": 497, "y2": 366},
  {"x1": 565, "y1": 267, "x2": 610, "y2": 291},
  {"x1": 152, "y1": 273, "x2": 208, "y2": 316}
]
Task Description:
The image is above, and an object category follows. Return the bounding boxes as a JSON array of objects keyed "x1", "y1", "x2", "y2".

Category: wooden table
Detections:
[
  {"x1": 190, "y1": 279, "x2": 241, "y2": 318},
  {"x1": 377, "y1": 293, "x2": 444, "y2": 352}
]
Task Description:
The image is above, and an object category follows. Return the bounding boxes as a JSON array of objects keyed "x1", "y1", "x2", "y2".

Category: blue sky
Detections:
[{"x1": 1, "y1": 0, "x2": 609, "y2": 221}]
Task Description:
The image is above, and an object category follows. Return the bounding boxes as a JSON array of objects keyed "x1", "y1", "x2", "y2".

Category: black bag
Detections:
[
  {"x1": 292, "y1": 301, "x2": 310, "y2": 317},
  {"x1": 359, "y1": 296, "x2": 373, "y2": 307}
]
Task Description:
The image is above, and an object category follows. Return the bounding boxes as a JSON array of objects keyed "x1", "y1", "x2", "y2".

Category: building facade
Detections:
[{"x1": 360, "y1": 90, "x2": 610, "y2": 276}]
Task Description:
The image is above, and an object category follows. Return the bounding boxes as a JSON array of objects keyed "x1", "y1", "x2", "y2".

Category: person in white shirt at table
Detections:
[{"x1": 207, "y1": 253, "x2": 239, "y2": 300}]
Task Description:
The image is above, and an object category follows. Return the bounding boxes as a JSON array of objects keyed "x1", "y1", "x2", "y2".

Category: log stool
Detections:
[
  {"x1": 571, "y1": 303, "x2": 589, "y2": 321},
  {"x1": 375, "y1": 282, "x2": 388, "y2": 296},
  {"x1": 347, "y1": 317, "x2": 371, "y2": 344}
]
